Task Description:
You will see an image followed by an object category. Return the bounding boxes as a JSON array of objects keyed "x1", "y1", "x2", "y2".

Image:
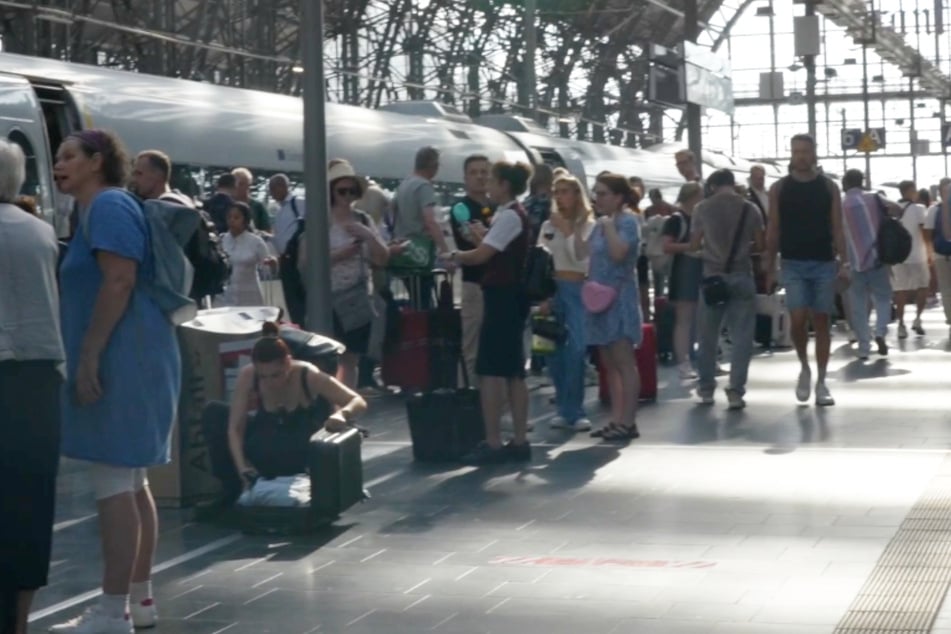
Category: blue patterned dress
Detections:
[{"x1": 585, "y1": 212, "x2": 643, "y2": 346}]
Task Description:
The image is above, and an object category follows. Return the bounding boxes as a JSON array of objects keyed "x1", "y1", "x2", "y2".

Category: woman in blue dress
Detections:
[
  {"x1": 585, "y1": 173, "x2": 643, "y2": 441},
  {"x1": 52, "y1": 130, "x2": 180, "y2": 634}
]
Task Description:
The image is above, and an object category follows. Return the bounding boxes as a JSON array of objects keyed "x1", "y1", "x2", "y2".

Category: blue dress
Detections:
[
  {"x1": 60, "y1": 189, "x2": 181, "y2": 468},
  {"x1": 585, "y1": 212, "x2": 643, "y2": 347}
]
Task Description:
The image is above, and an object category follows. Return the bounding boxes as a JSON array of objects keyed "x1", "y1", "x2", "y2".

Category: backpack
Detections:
[
  {"x1": 874, "y1": 197, "x2": 913, "y2": 265},
  {"x1": 83, "y1": 195, "x2": 201, "y2": 325},
  {"x1": 644, "y1": 213, "x2": 688, "y2": 271},
  {"x1": 933, "y1": 204, "x2": 951, "y2": 256},
  {"x1": 188, "y1": 212, "x2": 231, "y2": 300},
  {"x1": 523, "y1": 244, "x2": 556, "y2": 302}
]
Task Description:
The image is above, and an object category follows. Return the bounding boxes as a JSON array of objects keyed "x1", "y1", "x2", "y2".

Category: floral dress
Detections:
[{"x1": 585, "y1": 212, "x2": 643, "y2": 346}]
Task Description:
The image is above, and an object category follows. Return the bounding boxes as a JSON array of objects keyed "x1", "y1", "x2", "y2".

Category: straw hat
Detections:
[{"x1": 328, "y1": 160, "x2": 368, "y2": 196}]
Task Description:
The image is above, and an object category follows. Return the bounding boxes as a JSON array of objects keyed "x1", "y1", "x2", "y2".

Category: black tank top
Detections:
[
  {"x1": 778, "y1": 175, "x2": 835, "y2": 261},
  {"x1": 251, "y1": 367, "x2": 331, "y2": 430}
]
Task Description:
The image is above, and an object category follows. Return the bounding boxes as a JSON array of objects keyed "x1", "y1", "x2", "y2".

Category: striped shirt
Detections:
[{"x1": 841, "y1": 188, "x2": 883, "y2": 272}]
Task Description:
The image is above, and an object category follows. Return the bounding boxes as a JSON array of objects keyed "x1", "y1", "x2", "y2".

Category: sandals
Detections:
[{"x1": 591, "y1": 422, "x2": 640, "y2": 441}]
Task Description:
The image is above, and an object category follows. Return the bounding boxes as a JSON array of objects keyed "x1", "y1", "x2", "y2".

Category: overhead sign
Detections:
[{"x1": 841, "y1": 128, "x2": 886, "y2": 152}]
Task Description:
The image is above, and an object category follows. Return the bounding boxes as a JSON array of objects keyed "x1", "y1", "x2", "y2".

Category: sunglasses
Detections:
[{"x1": 335, "y1": 187, "x2": 360, "y2": 197}]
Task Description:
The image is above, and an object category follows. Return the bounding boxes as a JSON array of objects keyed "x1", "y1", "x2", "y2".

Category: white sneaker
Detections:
[
  {"x1": 795, "y1": 367, "x2": 812, "y2": 403},
  {"x1": 572, "y1": 418, "x2": 593, "y2": 432},
  {"x1": 49, "y1": 606, "x2": 134, "y2": 634},
  {"x1": 130, "y1": 599, "x2": 157, "y2": 629},
  {"x1": 815, "y1": 382, "x2": 835, "y2": 407},
  {"x1": 549, "y1": 416, "x2": 571, "y2": 429},
  {"x1": 726, "y1": 389, "x2": 746, "y2": 410},
  {"x1": 697, "y1": 391, "x2": 715, "y2": 405},
  {"x1": 898, "y1": 322, "x2": 908, "y2": 339},
  {"x1": 678, "y1": 362, "x2": 698, "y2": 380}
]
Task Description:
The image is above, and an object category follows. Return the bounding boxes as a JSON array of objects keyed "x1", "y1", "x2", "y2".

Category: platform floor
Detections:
[{"x1": 27, "y1": 307, "x2": 951, "y2": 634}]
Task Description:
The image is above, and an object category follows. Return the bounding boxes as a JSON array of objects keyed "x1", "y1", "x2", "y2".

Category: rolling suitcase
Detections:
[
  {"x1": 597, "y1": 324, "x2": 658, "y2": 405},
  {"x1": 309, "y1": 427, "x2": 367, "y2": 520},
  {"x1": 653, "y1": 296, "x2": 675, "y2": 361},
  {"x1": 427, "y1": 272, "x2": 461, "y2": 390},
  {"x1": 754, "y1": 292, "x2": 792, "y2": 349},
  {"x1": 405, "y1": 363, "x2": 484, "y2": 462},
  {"x1": 382, "y1": 274, "x2": 432, "y2": 391}
]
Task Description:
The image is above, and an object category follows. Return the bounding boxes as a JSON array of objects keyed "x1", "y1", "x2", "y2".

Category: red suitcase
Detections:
[
  {"x1": 597, "y1": 324, "x2": 658, "y2": 404},
  {"x1": 381, "y1": 307, "x2": 430, "y2": 392}
]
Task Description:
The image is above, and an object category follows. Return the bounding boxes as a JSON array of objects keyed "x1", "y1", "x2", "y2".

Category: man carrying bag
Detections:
[{"x1": 688, "y1": 169, "x2": 765, "y2": 410}]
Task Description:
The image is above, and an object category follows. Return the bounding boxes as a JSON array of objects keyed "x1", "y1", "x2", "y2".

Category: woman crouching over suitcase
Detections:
[
  {"x1": 204, "y1": 322, "x2": 367, "y2": 504},
  {"x1": 446, "y1": 161, "x2": 533, "y2": 465}
]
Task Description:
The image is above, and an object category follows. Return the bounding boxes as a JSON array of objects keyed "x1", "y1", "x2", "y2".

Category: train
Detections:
[{"x1": 0, "y1": 50, "x2": 779, "y2": 238}]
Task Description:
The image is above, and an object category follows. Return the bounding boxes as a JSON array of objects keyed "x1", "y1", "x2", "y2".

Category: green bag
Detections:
[{"x1": 388, "y1": 234, "x2": 435, "y2": 273}]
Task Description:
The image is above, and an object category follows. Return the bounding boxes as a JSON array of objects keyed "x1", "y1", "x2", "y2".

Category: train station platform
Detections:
[{"x1": 28, "y1": 307, "x2": 951, "y2": 634}]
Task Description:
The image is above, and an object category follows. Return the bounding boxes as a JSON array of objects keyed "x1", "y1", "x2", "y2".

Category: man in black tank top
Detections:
[{"x1": 765, "y1": 134, "x2": 848, "y2": 407}]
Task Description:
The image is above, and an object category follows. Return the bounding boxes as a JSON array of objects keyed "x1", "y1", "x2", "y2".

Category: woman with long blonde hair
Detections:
[{"x1": 538, "y1": 175, "x2": 597, "y2": 431}]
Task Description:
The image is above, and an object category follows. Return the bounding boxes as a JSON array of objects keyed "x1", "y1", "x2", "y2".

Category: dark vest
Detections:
[
  {"x1": 449, "y1": 196, "x2": 494, "y2": 284},
  {"x1": 778, "y1": 174, "x2": 835, "y2": 262},
  {"x1": 482, "y1": 204, "x2": 530, "y2": 288}
]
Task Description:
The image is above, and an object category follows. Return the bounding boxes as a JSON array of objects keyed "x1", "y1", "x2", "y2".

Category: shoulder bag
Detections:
[{"x1": 700, "y1": 203, "x2": 750, "y2": 307}]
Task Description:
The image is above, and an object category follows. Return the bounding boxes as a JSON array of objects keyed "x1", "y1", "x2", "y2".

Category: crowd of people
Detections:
[{"x1": 5, "y1": 125, "x2": 951, "y2": 634}]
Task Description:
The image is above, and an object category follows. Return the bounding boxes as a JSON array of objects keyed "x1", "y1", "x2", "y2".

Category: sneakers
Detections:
[
  {"x1": 550, "y1": 417, "x2": 592, "y2": 432},
  {"x1": 696, "y1": 391, "x2": 715, "y2": 405},
  {"x1": 875, "y1": 336, "x2": 888, "y2": 356},
  {"x1": 678, "y1": 362, "x2": 698, "y2": 380},
  {"x1": 49, "y1": 607, "x2": 133, "y2": 634},
  {"x1": 503, "y1": 440, "x2": 531, "y2": 462},
  {"x1": 130, "y1": 599, "x2": 157, "y2": 629},
  {"x1": 572, "y1": 418, "x2": 593, "y2": 432},
  {"x1": 726, "y1": 389, "x2": 746, "y2": 410},
  {"x1": 913, "y1": 318, "x2": 925, "y2": 336},
  {"x1": 898, "y1": 322, "x2": 908, "y2": 339},
  {"x1": 815, "y1": 382, "x2": 835, "y2": 407},
  {"x1": 795, "y1": 367, "x2": 812, "y2": 402}
]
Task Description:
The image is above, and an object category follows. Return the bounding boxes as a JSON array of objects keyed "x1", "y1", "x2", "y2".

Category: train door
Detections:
[
  {"x1": 0, "y1": 73, "x2": 55, "y2": 224},
  {"x1": 31, "y1": 82, "x2": 81, "y2": 237}
]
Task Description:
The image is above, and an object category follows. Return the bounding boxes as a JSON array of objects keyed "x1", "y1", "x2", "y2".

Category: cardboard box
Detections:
[{"x1": 150, "y1": 307, "x2": 281, "y2": 507}]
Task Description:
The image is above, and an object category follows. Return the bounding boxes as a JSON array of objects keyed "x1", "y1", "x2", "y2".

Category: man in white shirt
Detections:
[
  {"x1": 892, "y1": 180, "x2": 930, "y2": 338},
  {"x1": 269, "y1": 173, "x2": 307, "y2": 325}
]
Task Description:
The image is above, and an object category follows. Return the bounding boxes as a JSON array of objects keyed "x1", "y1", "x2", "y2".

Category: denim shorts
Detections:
[{"x1": 781, "y1": 259, "x2": 838, "y2": 314}]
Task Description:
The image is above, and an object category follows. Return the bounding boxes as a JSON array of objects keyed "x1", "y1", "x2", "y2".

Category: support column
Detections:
[
  {"x1": 525, "y1": 0, "x2": 537, "y2": 120},
  {"x1": 684, "y1": 0, "x2": 702, "y2": 171},
  {"x1": 301, "y1": 0, "x2": 333, "y2": 335},
  {"x1": 804, "y1": 1, "x2": 817, "y2": 139}
]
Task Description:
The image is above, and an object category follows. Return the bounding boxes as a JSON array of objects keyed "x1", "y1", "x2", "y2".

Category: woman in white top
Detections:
[
  {"x1": 537, "y1": 174, "x2": 596, "y2": 432},
  {"x1": 219, "y1": 201, "x2": 275, "y2": 306}
]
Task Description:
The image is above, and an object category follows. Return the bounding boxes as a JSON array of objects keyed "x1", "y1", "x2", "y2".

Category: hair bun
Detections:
[{"x1": 261, "y1": 321, "x2": 280, "y2": 337}]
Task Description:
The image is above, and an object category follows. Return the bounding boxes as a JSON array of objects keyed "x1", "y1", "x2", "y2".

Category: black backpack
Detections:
[
  {"x1": 875, "y1": 198, "x2": 913, "y2": 265},
  {"x1": 523, "y1": 244, "x2": 556, "y2": 302},
  {"x1": 187, "y1": 209, "x2": 231, "y2": 300}
]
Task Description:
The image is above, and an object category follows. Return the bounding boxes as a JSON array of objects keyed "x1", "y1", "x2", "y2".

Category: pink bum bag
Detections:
[{"x1": 581, "y1": 281, "x2": 618, "y2": 314}]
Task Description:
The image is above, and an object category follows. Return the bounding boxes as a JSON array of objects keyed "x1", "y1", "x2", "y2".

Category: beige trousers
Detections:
[
  {"x1": 934, "y1": 257, "x2": 951, "y2": 325},
  {"x1": 460, "y1": 281, "x2": 483, "y2": 386}
]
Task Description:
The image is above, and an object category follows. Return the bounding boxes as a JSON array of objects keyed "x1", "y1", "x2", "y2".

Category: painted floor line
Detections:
[
  {"x1": 53, "y1": 513, "x2": 97, "y2": 532},
  {"x1": 29, "y1": 533, "x2": 242, "y2": 623}
]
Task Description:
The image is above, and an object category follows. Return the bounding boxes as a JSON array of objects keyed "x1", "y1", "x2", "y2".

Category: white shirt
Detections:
[
  {"x1": 272, "y1": 196, "x2": 306, "y2": 255},
  {"x1": 483, "y1": 203, "x2": 524, "y2": 252},
  {"x1": 537, "y1": 216, "x2": 595, "y2": 274},
  {"x1": 0, "y1": 203, "x2": 65, "y2": 367},
  {"x1": 220, "y1": 230, "x2": 271, "y2": 306},
  {"x1": 899, "y1": 200, "x2": 928, "y2": 263}
]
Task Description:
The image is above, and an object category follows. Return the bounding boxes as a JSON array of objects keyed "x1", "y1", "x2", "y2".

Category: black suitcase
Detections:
[
  {"x1": 308, "y1": 427, "x2": 367, "y2": 519},
  {"x1": 405, "y1": 363, "x2": 485, "y2": 462},
  {"x1": 428, "y1": 273, "x2": 461, "y2": 390}
]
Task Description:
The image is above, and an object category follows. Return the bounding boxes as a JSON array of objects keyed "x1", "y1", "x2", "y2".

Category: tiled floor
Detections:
[{"x1": 28, "y1": 308, "x2": 951, "y2": 633}]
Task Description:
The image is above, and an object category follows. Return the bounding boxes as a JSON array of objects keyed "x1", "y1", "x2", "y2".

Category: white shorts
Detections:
[
  {"x1": 891, "y1": 261, "x2": 930, "y2": 291},
  {"x1": 84, "y1": 462, "x2": 149, "y2": 501}
]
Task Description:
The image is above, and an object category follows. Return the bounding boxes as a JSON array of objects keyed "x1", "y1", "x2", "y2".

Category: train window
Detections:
[{"x1": 8, "y1": 129, "x2": 42, "y2": 202}]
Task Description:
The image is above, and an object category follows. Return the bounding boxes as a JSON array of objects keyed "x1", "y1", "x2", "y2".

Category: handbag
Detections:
[
  {"x1": 530, "y1": 314, "x2": 567, "y2": 344},
  {"x1": 701, "y1": 204, "x2": 750, "y2": 307},
  {"x1": 332, "y1": 279, "x2": 375, "y2": 332},
  {"x1": 386, "y1": 198, "x2": 435, "y2": 273},
  {"x1": 582, "y1": 280, "x2": 618, "y2": 314}
]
